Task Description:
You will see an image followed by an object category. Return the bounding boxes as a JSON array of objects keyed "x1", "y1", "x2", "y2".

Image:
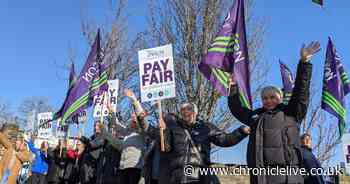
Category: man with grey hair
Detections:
[
  {"x1": 228, "y1": 41, "x2": 321, "y2": 184},
  {"x1": 125, "y1": 89, "x2": 250, "y2": 184}
]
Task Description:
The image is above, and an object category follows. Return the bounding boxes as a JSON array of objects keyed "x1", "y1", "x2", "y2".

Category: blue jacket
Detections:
[{"x1": 27, "y1": 140, "x2": 49, "y2": 175}]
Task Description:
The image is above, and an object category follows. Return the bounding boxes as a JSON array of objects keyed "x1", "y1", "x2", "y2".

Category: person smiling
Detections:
[{"x1": 228, "y1": 41, "x2": 321, "y2": 184}]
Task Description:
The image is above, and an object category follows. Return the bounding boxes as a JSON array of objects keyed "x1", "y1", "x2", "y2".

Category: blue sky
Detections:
[{"x1": 0, "y1": 0, "x2": 350, "y2": 165}]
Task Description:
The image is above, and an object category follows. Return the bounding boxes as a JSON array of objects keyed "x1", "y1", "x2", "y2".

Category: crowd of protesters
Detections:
[{"x1": 0, "y1": 41, "x2": 327, "y2": 184}]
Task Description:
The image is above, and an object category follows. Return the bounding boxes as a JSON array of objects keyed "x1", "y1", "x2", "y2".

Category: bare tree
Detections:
[
  {"x1": 76, "y1": 0, "x2": 268, "y2": 134},
  {"x1": 0, "y1": 98, "x2": 14, "y2": 126},
  {"x1": 18, "y1": 96, "x2": 53, "y2": 130},
  {"x1": 137, "y1": 0, "x2": 268, "y2": 131},
  {"x1": 78, "y1": 0, "x2": 146, "y2": 123}
]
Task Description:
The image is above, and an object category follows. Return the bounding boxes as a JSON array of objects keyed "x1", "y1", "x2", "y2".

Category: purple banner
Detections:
[{"x1": 198, "y1": 0, "x2": 251, "y2": 108}]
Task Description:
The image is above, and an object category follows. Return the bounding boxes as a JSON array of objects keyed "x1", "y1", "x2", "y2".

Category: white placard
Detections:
[
  {"x1": 138, "y1": 44, "x2": 176, "y2": 102},
  {"x1": 93, "y1": 79, "x2": 119, "y2": 117},
  {"x1": 342, "y1": 133, "x2": 350, "y2": 175},
  {"x1": 37, "y1": 112, "x2": 53, "y2": 139},
  {"x1": 77, "y1": 110, "x2": 87, "y2": 123},
  {"x1": 56, "y1": 118, "x2": 68, "y2": 138}
]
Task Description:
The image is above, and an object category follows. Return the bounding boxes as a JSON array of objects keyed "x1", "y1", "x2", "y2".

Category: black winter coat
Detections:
[
  {"x1": 228, "y1": 61, "x2": 312, "y2": 184},
  {"x1": 143, "y1": 140, "x2": 157, "y2": 184},
  {"x1": 79, "y1": 149, "x2": 97, "y2": 184},
  {"x1": 146, "y1": 114, "x2": 248, "y2": 184},
  {"x1": 47, "y1": 148, "x2": 67, "y2": 183},
  {"x1": 301, "y1": 146, "x2": 325, "y2": 184},
  {"x1": 80, "y1": 134, "x2": 105, "y2": 184},
  {"x1": 82, "y1": 129, "x2": 123, "y2": 184},
  {"x1": 63, "y1": 150, "x2": 80, "y2": 184},
  {"x1": 99, "y1": 143, "x2": 121, "y2": 184}
]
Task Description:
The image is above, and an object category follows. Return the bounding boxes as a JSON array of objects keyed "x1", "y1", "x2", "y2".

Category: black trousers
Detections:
[
  {"x1": 28, "y1": 173, "x2": 47, "y2": 184},
  {"x1": 150, "y1": 179, "x2": 158, "y2": 184},
  {"x1": 119, "y1": 168, "x2": 141, "y2": 184}
]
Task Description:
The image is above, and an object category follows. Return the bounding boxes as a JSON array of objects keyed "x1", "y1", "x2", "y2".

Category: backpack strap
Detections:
[{"x1": 183, "y1": 129, "x2": 204, "y2": 164}]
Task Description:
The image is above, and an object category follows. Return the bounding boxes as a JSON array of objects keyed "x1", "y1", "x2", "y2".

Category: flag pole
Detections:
[
  {"x1": 78, "y1": 122, "x2": 81, "y2": 138},
  {"x1": 59, "y1": 140, "x2": 63, "y2": 158},
  {"x1": 65, "y1": 121, "x2": 70, "y2": 158}
]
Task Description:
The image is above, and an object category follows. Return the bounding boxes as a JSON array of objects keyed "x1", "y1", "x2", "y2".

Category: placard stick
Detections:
[
  {"x1": 59, "y1": 141, "x2": 63, "y2": 158},
  {"x1": 158, "y1": 100, "x2": 165, "y2": 152},
  {"x1": 77, "y1": 122, "x2": 81, "y2": 138}
]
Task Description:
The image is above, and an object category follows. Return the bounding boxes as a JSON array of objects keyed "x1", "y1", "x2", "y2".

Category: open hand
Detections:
[
  {"x1": 229, "y1": 74, "x2": 237, "y2": 86},
  {"x1": 124, "y1": 89, "x2": 136, "y2": 100},
  {"x1": 242, "y1": 126, "x2": 251, "y2": 135},
  {"x1": 300, "y1": 41, "x2": 321, "y2": 62}
]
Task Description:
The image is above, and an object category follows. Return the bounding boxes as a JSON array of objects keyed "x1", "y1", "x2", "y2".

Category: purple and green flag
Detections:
[
  {"x1": 338, "y1": 60, "x2": 350, "y2": 94},
  {"x1": 279, "y1": 60, "x2": 294, "y2": 104},
  {"x1": 53, "y1": 62, "x2": 77, "y2": 122},
  {"x1": 312, "y1": 0, "x2": 323, "y2": 6},
  {"x1": 198, "y1": 0, "x2": 252, "y2": 108},
  {"x1": 67, "y1": 62, "x2": 81, "y2": 124},
  {"x1": 322, "y1": 37, "x2": 349, "y2": 137},
  {"x1": 56, "y1": 30, "x2": 108, "y2": 124}
]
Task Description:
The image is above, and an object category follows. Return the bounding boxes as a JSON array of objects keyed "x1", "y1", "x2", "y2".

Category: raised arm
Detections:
[
  {"x1": 209, "y1": 124, "x2": 249, "y2": 147},
  {"x1": 27, "y1": 139, "x2": 40, "y2": 155},
  {"x1": 100, "y1": 128, "x2": 123, "y2": 151},
  {"x1": 286, "y1": 41, "x2": 320, "y2": 122},
  {"x1": 228, "y1": 84, "x2": 254, "y2": 126},
  {"x1": 87, "y1": 136, "x2": 103, "y2": 151}
]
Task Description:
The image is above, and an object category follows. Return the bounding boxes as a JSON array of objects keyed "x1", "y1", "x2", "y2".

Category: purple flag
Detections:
[
  {"x1": 198, "y1": 0, "x2": 252, "y2": 108},
  {"x1": 279, "y1": 60, "x2": 295, "y2": 103},
  {"x1": 338, "y1": 60, "x2": 350, "y2": 95},
  {"x1": 321, "y1": 37, "x2": 349, "y2": 137},
  {"x1": 57, "y1": 30, "x2": 108, "y2": 123},
  {"x1": 53, "y1": 62, "x2": 77, "y2": 121}
]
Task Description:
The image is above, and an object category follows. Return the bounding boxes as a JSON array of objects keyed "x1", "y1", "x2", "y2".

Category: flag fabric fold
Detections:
[
  {"x1": 279, "y1": 60, "x2": 295, "y2": 104},
  {"x1": 198, "y1": 0, "x2": 252, "y2": 108},
  {"x1": 312, "y1": 0, "x2": 323, "y2": 6},
  {"x1": 321, "y1": 37, "x2": 349, "y2": 137},
  {"x1": 68, "y1": 62, "x2": 77, "y2": 89},
  {"x1": 55, "y1": 30, "x2": 108, "y2": 124}
]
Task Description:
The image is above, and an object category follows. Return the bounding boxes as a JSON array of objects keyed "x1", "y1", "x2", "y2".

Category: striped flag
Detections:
[
  {"x1": 279, "y1": 60, "x2": 295, "y2": 104},
  {"x1": 53, "y1": 62, "x2": 77, "y2": 122},
  {"x1": 322, "y1": 37, "x2": 349, "y2": 137},
  {"x1": 55, "y1": 29, "x2": 108, "y2": 124},
  {"x1": 338, "y1": 61, "x2": 350, "y2": 94},
  {"x1": 198, "y1": 0, "x2": 252, "y2": 108}
]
